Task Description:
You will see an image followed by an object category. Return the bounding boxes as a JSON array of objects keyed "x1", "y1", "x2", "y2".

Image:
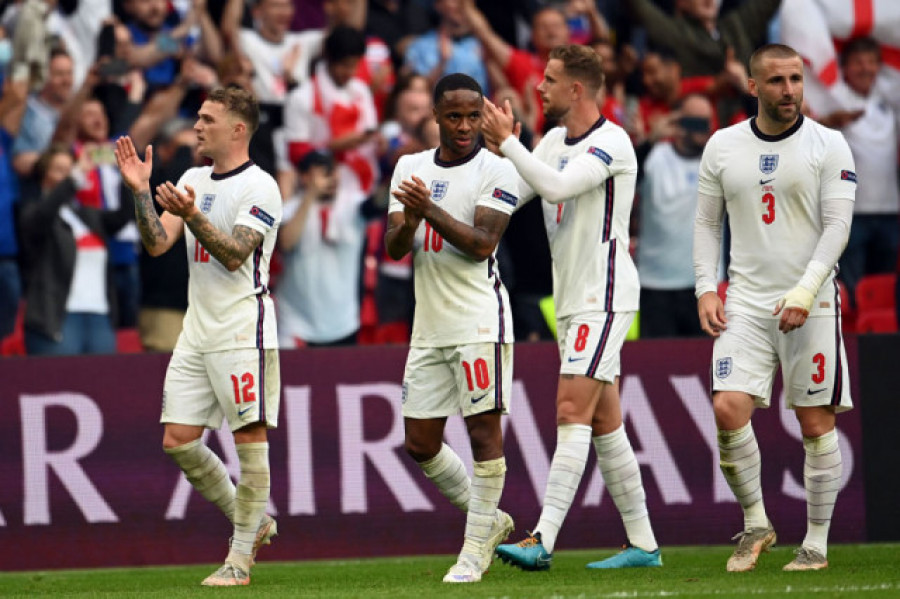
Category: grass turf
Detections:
[{"x1": 2, "y1": 544, "x2": 898, "y2": 598}]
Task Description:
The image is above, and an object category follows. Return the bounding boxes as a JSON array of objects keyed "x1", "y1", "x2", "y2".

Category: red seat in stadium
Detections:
[
  {"x1": 116, "y1": 328, "x2": 144, "y2": 353},
  {"x1": 855, "y1": 309, "x2": 898, "y2": 334},
  {"x1": 855, "y1": 273, "x2": 896, "y2": 311}
]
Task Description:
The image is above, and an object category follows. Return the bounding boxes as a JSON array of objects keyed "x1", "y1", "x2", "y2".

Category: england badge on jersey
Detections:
[
  {"x1": 199, "y1": 193, "x2": 216, "y2": 213},
  {"x1": 759, "y1": 154, "x2": 779, "y2": 175},
  {"x1": 716, "y1": 357, "x2": 733, "y2": 379},
  {"x1": 430, "y1": 180, "x2": 449, "y2": 201}
]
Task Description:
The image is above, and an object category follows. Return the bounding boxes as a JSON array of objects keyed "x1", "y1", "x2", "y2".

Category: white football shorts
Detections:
[
  {"x1": 162, "y1": 347, "x2": 281, "y2": 431},
  {"x1": 711, "y1": 313, "x2": 852, "y2": 412},
  {"x1": 558, "y1": 312, "x2": 634, "y2": 382},
  {"x1": 401, "y1": 343, "x2": 513, "y2": 419}
]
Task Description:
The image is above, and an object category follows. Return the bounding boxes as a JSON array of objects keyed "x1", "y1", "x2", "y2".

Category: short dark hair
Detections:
[
  {"x1": 207, "y1": 86, "x2": 260, "y2": 134},
  {"x1": 297, "y1": 149, "x2": 335, "y2": 173},
  {"x1": 433, "y1": 73, "x2": 483, "y2": 106},
  {"x1": 840, "y1": 36, "x2": 881, "y2": 67},
  {"x1": 549, "y1": 44, "x2": 604, "y2": 92},
  {"x1": 749, "y1": 44, "x2": 801, "y2": 78},
  {"x1": 324, "y1": 26, "x2": 366, "y2": 63},
  {"x1": 34, "y1": 143, "x2": 74, "y2": 182}
]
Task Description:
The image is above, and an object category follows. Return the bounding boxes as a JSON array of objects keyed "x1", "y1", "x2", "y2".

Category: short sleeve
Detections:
[
  {"x1": 387, "y1": 155, "x2": 408, "y2": 215},
  {"x1": 476, "y1": 157, "x2": 519, "y2": 216},
  {"x1": 234, "y1": 175, "x2": 283, "y2": 234}
]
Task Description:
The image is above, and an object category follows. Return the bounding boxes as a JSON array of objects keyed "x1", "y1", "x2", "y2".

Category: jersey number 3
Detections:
[{"x1": 761, "y1": 192, "x2": 775, "y2": 225}]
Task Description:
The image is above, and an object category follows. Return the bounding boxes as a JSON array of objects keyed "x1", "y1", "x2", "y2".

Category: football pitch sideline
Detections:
[{"x1": 3, "y1": 544, "x2": 898, "y2": 598}]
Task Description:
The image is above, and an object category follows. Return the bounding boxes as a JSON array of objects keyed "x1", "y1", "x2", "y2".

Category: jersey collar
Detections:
[
  {"x1": 750, "y1": 114, "x2": 804, "y2": 142},
  {"x1": 210, "y1": 160, "x2": 254, "y2": 180},
  {"x1": 565, "y1": 115, "x2": 607, "y2": 146},
  {"x1": 433, "y1": 144, "x2": 481, "y2": 168}
]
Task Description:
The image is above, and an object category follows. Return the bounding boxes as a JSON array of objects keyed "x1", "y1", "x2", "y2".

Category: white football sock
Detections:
[
  {"x1": 419, "y1": 443, "x2": 470, "y2": 512},
  {"x1": 718, "y1": 423, "x2": 769, "y2": 530},
  {"x1": 461, "y1": 457, "x2": 506, "y2": 566},
  {"x1": 164, "y1": 438, "x2": 236, "y2": 521},
  {"x1": 230, "y1": 442, "x2": 270, "y2": 556},
  {"x1": 535, "y1": 423, "x2": 592, "y2": 553},
  {"x1": 593, "y1": 425, "x2": 657, "y2": 552},
  {"x1": 801, "y1": 429, "x2": 841, "y2": 557}
]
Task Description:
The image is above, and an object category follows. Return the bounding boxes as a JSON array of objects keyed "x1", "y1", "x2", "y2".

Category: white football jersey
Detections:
[
  {"x1": 530, "y1": 117, "x2": 640, "y2": 317},
  {"x1": 389, "y1": 147, "x2": 518, "y2": 347},
  {"x1": 176, "y1": 162, "x2": 282, "y2": 352},
  {"x1": 697, "y1": 115, "x2": 856, "y2": 317}
]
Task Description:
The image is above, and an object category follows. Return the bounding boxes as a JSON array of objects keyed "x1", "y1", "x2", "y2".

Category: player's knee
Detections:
[{"x1": 404, "y1": 438, "x2": 439, "y2": 463}]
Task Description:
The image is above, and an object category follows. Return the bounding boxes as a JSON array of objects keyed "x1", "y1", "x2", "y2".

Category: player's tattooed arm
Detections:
[
  {"x1": 185, "y1": 213, "x2": 264, "y2": 271},
  {"x1": 133, "y1": 188, "x2": 169, "y2": 250},
  {"x1": 426, "y1": 204, "x2": 510, "y2": 262}
]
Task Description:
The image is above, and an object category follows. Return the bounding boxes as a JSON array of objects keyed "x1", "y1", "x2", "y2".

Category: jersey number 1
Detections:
[
  {"x1": 423, "y1": 222, "x2": 443, "y2": 252},
  {"x1": 194, "y1": 239, "x2": 210, "y2": 262}
]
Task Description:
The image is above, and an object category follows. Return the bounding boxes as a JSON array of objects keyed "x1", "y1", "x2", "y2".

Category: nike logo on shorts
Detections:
[
  {"x1": 471, "y1": 394, "x2": 487, "y2": 404},
  {"x1": 760, "y1": 178, "x2": 775, "y2": 185},
  {"x1": 238, "y1": 405, "x2": 255, "y2": 416},
  {"x1": 806, "y1": 388, "x2": 826, "y2": 396},
  {"x1": 567, "y1": 357, "x2": 586, "y2": 362}
]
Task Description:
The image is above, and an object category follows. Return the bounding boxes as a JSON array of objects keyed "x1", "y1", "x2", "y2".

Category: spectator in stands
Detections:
[
  {"x1": 819, "y1": 38, "x2": 899, "y2": 305},
  {"x1": 277, "y1": 150, "x2": 381, "y2": 347},
  {"x1": 632, "y1": 48, "x2": 683, "y2": 146},
  {"x1": 403, "y1": 0, "x2": 490, "y2": 95},
  {"x1": 122, "y1": 0, "x2": 222, "y2": 97},
  {"x1": 0, "y1": 77, "x2": 28, "y2": 340},
  {"x1": 625, "y1": 0, "x2": 780, "y2": 80},
  {"x1": 283, "y1": 26, "x2": 380, "y2": 199},
  {"x1": 365, "y1": 0, "x2": 431, "y2": 71},
  {"x1": 637, "y1": 93, "x2": 713, "y2": 338},
  {"x1": 11, "y1": 48, "x2": 74, "y2": 178},
  {"x1": 137, "y1": 117, "x2": 195, "y2": 352},
  {"x1": 625, "y1": 0, "x2": 777, "y2": 125},
  {"x1": 52, "y1": 65, "x2": 143, "y2": 328},
  {"x1": 18, "y1": 144, "x2": 132, "y2": 355},
  {"x1": 223, "y1": 0, "x2": 323, "y2": 105},
  {"x1": 322, "y1": 0, "x2": 395, "y2": 120},
  {"x1": 462, "y1": 0, "x2": 608, "y2": 133}
]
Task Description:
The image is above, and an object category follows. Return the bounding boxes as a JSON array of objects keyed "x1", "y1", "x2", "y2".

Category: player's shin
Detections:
[
  {"x1": 535, "y1": 423, "x2": 592, "y2": 553},
  {"x1": 229, "y1": 442, "x2": 270, "y2": 566},
  {"x1": 461, "y1": 457, "x2": 506, "y2": 567},
  {"x1": 593, "y1": 425, "x2": 657, "y2": 551},
  {"x1": 801, "y1": 429, "x2": 842, "y2": 557},
  {"x1": 164, "y1": 438, "x2": 236, "y2": 521},
  {"x1": 718, "y1": 423, "x2": 769, "y2": 530},
  {"x1": 419, "y1": 443, "x2": 471, "y2": 511}
]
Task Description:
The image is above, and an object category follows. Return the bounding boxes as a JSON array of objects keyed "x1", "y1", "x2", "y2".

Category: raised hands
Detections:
[
  {"x1": 114, "y1": 136, "x2": 153, "y2": 192},
  {"x1": 481, "y1": 98, "x2": 521, "y2": 155}
]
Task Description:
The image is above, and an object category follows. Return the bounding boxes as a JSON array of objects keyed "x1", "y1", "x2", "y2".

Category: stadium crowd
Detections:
[{"x1": 0, "y1": 0, "x2": 898, "y2": 356}]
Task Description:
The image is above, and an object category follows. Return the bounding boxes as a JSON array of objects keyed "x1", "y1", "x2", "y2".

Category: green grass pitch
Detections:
[{"x1": 3, "y1": 544, "x2": 898, "y2": 598}]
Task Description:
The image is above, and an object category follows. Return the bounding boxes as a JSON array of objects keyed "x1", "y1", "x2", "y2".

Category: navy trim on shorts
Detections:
[
  {"x1": 830, "y1": 279, "x2": 844, "y2": 408},
  {"x1": 586, "y1": 312, "x2": 615, "y2": 378},
  {"x1": 258, "y1": 347, "x2": 267, "y2": 423},
  {"x1": 493, "y1": 342, "x2": 503, "y2": 411}
]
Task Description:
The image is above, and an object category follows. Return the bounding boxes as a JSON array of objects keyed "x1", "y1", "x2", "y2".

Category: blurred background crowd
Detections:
[{"x1": 0, "y1": 0, "x2": 897, "y2": 357}]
